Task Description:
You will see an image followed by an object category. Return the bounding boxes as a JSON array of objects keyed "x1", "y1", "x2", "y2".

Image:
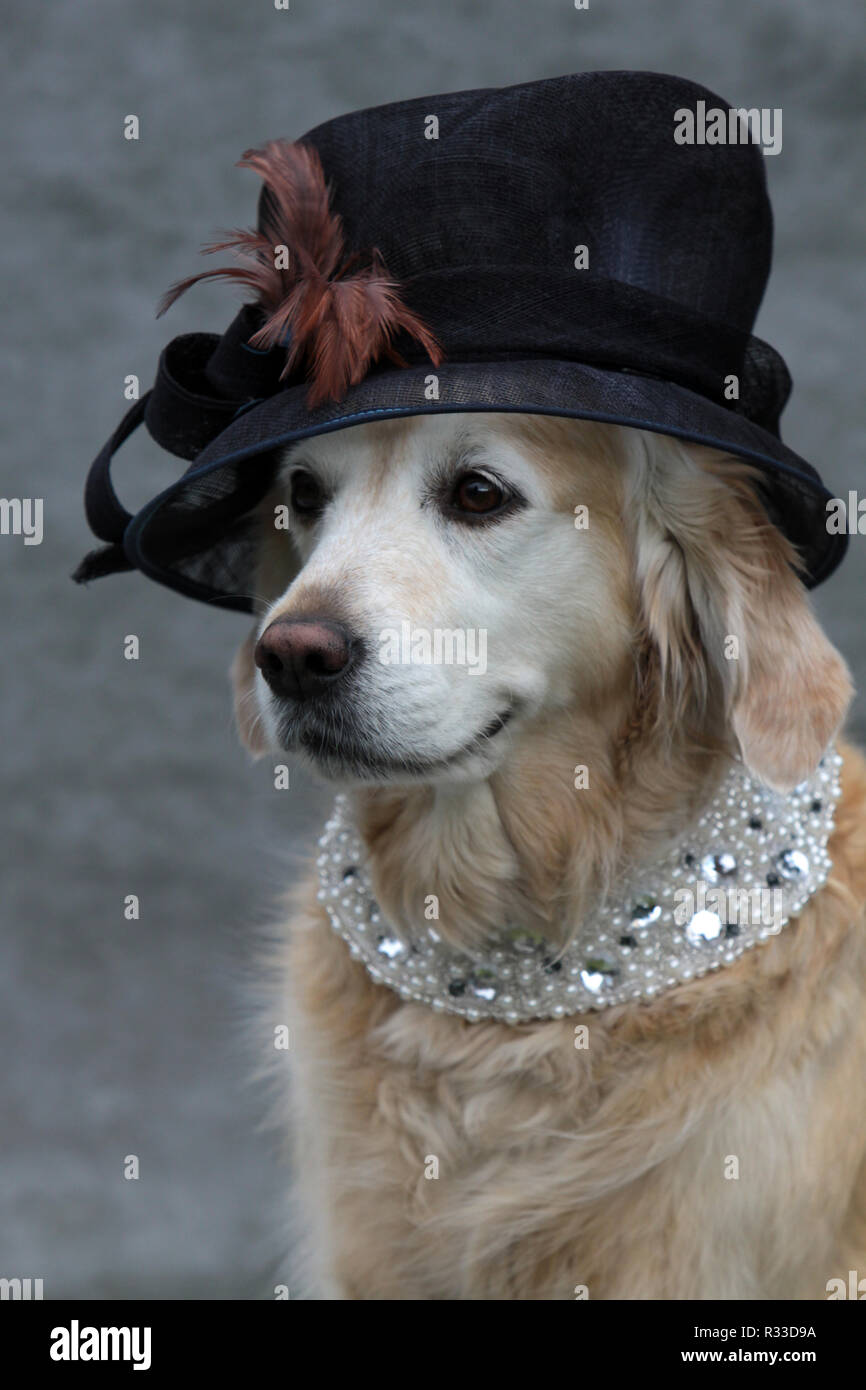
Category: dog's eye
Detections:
[
  {"x1": 290, "y1": 470, "x2": 325, "y2": 517},
  {"x1": 451, "y1": 471, "x2": 507, "y2": 516}
]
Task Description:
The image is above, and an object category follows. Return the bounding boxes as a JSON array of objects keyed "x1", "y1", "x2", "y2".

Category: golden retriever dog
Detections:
[{"x1": 231, "y1": 412, "x2": 866, "y2": 1300}]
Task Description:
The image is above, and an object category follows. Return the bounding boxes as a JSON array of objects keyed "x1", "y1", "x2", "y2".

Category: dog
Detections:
[{"x1": 229, "y1": 410, "x2": 866, "y2": 1300}]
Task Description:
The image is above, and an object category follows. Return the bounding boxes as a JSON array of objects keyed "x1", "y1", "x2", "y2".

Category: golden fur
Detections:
[{"x1": 235, "y1": 415, "x2": 866, "y2": 1299}]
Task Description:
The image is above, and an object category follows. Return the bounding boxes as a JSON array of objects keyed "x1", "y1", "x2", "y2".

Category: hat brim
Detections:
[{"x1": 123, "y1": 357, "x2": 846, "y2": 610}]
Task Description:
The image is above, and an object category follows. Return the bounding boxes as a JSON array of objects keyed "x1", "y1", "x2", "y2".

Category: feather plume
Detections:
[{"x1": 157, "y1": 140, "x2": 444, "y2": 407}]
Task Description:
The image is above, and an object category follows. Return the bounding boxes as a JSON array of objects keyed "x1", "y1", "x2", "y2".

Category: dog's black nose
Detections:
[{"x1": 255, "y1": 618, "x2": 358, "y2": 701}]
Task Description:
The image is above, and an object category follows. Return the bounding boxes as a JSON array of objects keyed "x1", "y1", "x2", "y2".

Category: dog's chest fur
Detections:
[{"x1": 274, "y1": 746, "x2": 866, "y2": 1300}]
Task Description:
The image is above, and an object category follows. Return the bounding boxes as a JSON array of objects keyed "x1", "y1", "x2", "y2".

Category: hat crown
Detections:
[{"x1": 290, "y1": 71, "x2": 773, "y2": 335}]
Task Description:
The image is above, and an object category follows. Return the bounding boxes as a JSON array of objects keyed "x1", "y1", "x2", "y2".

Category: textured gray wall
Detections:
[{"x1": 2, "y1": 0, "x2": 863, "y2": 1298}]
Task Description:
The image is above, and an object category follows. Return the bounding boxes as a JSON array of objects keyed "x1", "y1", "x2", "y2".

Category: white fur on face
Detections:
[{"x1": 252, "y1": 413, "x2": 632, "y2": 783}]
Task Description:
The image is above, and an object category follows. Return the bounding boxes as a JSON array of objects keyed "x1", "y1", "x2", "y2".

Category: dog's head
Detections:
[{"x1": 233, "y1": 413, "x2": 851, "y2": 794}]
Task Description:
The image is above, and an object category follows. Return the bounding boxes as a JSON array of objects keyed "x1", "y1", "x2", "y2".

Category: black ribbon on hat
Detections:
[{"x1": 74, "y1": 305, "x2": 284, "y2": 582}]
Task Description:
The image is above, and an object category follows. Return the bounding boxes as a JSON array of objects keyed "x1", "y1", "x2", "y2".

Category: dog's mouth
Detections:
[{"x1": 284, "y1": 706, "x2": 515, "y2": 780}]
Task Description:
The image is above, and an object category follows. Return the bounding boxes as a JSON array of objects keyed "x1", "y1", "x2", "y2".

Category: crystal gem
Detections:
[
  {"x1": 700, "y1": 852, "x2": 738, "y2": 882},
  {"x1": 776, "y1": 848, "x2": 809, "y2": 880},
  {"x1": 376, "y1": 935, "x2": 406, "y2": 960},
  {"x1": 630, "y1": 896, "x2": 661, "y2": 928},
  {"x1": 685, "y1": 910, "x2": 723, "y2": 944}
]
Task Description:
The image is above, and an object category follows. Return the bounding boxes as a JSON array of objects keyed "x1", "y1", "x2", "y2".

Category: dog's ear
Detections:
[
  {"x1": 633, "y1": 440, "x2": 852, "y2": 791},
  {"x1": 717, "y1": 537, "x2": 851, "y2": 791},
  {"x1": 231, "y1": 629, "x2": 269, "y2": 758}
]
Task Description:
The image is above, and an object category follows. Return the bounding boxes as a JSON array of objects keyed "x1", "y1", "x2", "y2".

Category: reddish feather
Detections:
[{"x1": 157, "y1": 140, "x2": 444, "y2": 407}]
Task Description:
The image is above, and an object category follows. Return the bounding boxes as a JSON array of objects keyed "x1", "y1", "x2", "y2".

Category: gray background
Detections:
[{"x1": 2, "y1": 0, "x2": 863, "y2": 1298}]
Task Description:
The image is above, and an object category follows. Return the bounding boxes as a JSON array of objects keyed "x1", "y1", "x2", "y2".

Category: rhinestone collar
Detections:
[{"x1": 315, "y1": 750, "x2": 842, "y2": 1024}]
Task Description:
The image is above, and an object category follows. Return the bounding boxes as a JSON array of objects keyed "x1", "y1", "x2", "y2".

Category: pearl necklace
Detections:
[{"x1": 315, "y1": 749, "x2": 842, "y2": 1024}]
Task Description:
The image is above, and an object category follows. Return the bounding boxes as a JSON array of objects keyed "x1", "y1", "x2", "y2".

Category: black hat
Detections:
[{"x1": 74, "y1": 70, "x2": 847, "y2": 611}]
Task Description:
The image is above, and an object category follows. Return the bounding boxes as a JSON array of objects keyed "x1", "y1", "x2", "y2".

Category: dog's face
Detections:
[
  {"x1": 234, "y1": 413, "x2": 851, "y2": 792},
  {"x1": 235, "y1": 413, "x2": 634, "y2": 782}
]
